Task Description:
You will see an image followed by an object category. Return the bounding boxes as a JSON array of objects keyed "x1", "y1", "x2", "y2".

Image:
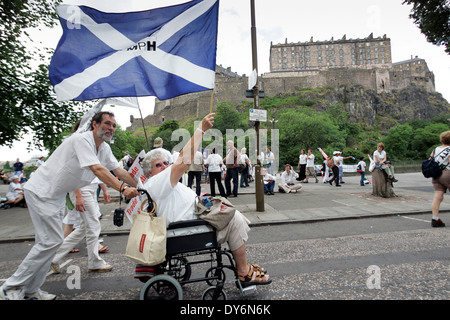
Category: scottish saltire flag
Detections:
[{"x1": 49, "y1": 0, "x2": 219, "y2": 101}]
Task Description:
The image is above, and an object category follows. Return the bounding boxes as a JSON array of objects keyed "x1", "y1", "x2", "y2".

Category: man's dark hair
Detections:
[{"x1": 90, "y1": 111, "x2": 115, "y2": 130}]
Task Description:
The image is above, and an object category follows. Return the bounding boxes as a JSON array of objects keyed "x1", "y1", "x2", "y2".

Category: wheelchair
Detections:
[{"x1": 134, "y1": 189, "x2": 257, "y2": 300}]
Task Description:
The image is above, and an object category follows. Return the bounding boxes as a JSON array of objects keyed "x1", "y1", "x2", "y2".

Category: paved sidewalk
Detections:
[{"x1": 0, "y1": 172, "x2": 449, "y2": 242}]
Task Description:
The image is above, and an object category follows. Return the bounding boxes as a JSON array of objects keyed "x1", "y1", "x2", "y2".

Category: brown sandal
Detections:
[
  {"x1": 251, "y1": 263, "x2": 267, "y2": 273},
  {"x1": 238, "y1": 264, "x2": 271, "y2": 287}
]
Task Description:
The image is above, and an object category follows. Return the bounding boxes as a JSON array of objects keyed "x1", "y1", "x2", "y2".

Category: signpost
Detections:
[{"x1": 250, "y1": 0, "x2": 264, "y2": 212}]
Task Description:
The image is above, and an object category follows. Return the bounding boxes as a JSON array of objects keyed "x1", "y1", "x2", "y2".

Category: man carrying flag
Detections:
[{"x1": 0, "y1": 112, "x2": 140, "y2": 300}]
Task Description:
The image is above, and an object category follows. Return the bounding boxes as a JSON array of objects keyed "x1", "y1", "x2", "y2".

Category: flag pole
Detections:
[
  {"x1": 209, "y1": 89, "x2": 214, "y2": 113},
  {"x1": 136, "y1": 98, "x2": 150, "y2": 151}
]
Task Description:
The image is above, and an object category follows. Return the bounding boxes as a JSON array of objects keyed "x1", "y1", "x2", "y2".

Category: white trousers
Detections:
[
  {"x1": 3, "y1": 189, "x2": 65, "y2": 294},
  {"x1": 53, "y1": 184, "x2": 107, "y2": 270},
  {"x1": 216, "y1": 210, "x2": 250, "y2": 252},
  {"x1": 277, "y1": 183, "x2": 302, "y2": 193}
]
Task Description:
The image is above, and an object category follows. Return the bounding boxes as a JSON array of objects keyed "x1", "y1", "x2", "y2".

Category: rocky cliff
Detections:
[{"x1": 129, "y1": 83, "x2": 449, "y2": 133}]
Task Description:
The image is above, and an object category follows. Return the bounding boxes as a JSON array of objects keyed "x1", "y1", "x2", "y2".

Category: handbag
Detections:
[
  {"x1": 421, "y1": 148, "x2": 447, "y2": 179},
  {"x1": 195, "y1": 196, "x2": 236, "y2": 230},
  {"x1": 126, "y1": 199, "x2": 166, "y2": 266},
  {"x1": 356, "y1": 164, "x2": 362, "y2": 173}
]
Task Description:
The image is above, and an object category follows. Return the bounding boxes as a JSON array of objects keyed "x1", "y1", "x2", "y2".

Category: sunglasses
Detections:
[{"x1": 154, "y1": 161, "x2": 170, "y2": 168}]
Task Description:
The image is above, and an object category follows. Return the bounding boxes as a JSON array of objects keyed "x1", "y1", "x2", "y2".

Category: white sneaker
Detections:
[
  {"x1": 88, "y1": 264, "x2": 113, "y2": 273},
  {"x1": 24, "y1": 289, "x2": 56, "y2": 300},
  {"x1": 0, "y1": 285, "x2": 25, "y2": 300}
]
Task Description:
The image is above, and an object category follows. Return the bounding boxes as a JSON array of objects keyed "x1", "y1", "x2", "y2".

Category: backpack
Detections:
[
  {"x1": 421, "y1": 147, "x2": 449, "y2": 179},
  {"x1": 422, "y1": 158, "x2": 442, "y2": 179}
]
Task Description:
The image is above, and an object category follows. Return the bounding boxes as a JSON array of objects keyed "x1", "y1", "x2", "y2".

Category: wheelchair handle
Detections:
[{"x1": 137, "y1": 188, "x2": 156, "y2": 214}]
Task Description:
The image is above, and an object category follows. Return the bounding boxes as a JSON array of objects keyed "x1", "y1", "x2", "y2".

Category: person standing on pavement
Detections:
[
  {"x1": 224, "y1": 140, "x2": 240, "y2": 198},
  {"x1": 333, "y1": 151, "x2": 353, "y2": 184},
  {"x1": 297, "y1": 149, "x2": 307, "y2": 182},
  {"x1": 13, "y1": 158, "x2": 24, "y2": 177},
  {"x1": 327, "y1": 156, "x2": 341, "y2": 187},
  {"x1": 205, "y1": 148, "x2": 226, "y2": 197},
  {"x1": 0, "y1": 112, "x2": 140, "y2": 300},
  {"x1": 265, "y1": 147, "x2": 275, "y2": 175},
  {"x1": 187, "y1": 150, "x2": 204, "y2": 196},
  {"x1": 357, "y1": 156, "x2": 367, "y2": 186},
  {"x1": 430, "y1": 131, "x2": 450, "y2": 228},
  {"x1": 305, "y1": 149, "x2": 319, "y2": 183},
  {"x1": 239, "y1": 147, "x2": 250, "y2": 188},
  {"x1": 51, "y1": 177, "x2": 112, "y2": 274}
]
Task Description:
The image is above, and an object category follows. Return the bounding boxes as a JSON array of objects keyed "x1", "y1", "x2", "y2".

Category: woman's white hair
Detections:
[{"x1": 142, "y1": 149, "x2": 169, "y2": 177}]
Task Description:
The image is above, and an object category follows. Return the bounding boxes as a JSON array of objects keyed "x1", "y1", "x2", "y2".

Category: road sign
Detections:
[{"x1": 249, "y1": 108, "x2": 267, "y2": 122}]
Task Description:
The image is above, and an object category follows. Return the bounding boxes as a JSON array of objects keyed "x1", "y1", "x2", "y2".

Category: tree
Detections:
[
  {"x1": 403, "y1": 0, "x2": 450, "y2": 54},
  {"x1": 151, "y1": 120, "x2": 181, "y2": 153},
  {"x1": 110, "y1": 126, "x2": 147, "y2": 160},
  {"x1": 214, "y1": 102, "x2": 247, "y2": 134},
  {"x1": 382, "y1": 123, "x2": 414, "y2": 160},
  {"x1": 277, "y1": 109, "x2": 345, "y2": 165},
  {"x1": 0, "y1": 0, "x2": 83, "y2": 151}
]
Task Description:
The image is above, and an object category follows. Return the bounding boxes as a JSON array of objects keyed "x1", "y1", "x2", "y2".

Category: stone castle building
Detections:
[
  {"x1": 129, "y1": 34, "x2": 437, "y2": 130},
  {"x1": 270, "y1": 33, "x2": 392, "y2": 72}
]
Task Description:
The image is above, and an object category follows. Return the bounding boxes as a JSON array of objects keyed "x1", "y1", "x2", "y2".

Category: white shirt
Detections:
[
  {"x1": 25, "y1": 131, "x2": 119, "y2": 199},
  {"x1": 263, "y1": 173, "x2": 275, "y2": 184},
  {"x1": 434, "y1": 146, "x2": 450, "y2": 169},
  {"x1": 373, "y1": 150, "x2": 386, "y2": 165},
  {"x1": 306, "y1": 154, "x2": 315, "y2": 167},
  {"x1": 357, "y1": 160, "x2": 366, "y2": 171},
  {"x1": 281, "y1": 170, "x2": 299, "y2": 185},
  {"x1": 206, "y1": 153, "x2": 223, "y2": 172},
  {"x1": 299, "y1": 154, "x2": 307, "y2": 165},
  {"x1": 334, "y1": 155, "x2": 343, "y2": 167},
  {"x1": 188, "y1": 151, "x2": 203, "y2": 172},
  {"x1": 143, "y1": 165, "x2": 197, "y2": 224},
  {"x1": 7, "y1": 182, "x2": 22, "y2": 199},
  {"x1": 240, "y1": 153, "x2": 249, "y2": 165}
]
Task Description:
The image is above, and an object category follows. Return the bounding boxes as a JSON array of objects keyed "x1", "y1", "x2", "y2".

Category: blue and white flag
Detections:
[{"x1": 49, "y1": 0, "x2": 219, "y2": 101}]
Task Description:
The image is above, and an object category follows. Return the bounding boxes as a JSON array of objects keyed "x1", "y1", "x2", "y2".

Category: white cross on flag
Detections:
[{"x1": 49, "y1": 0, "x2": 219, "y2": 101}]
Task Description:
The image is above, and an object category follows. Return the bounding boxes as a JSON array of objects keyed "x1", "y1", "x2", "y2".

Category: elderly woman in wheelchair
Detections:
[{"x1": 139, "y1": 113, "x2": 271, "y2": 294}]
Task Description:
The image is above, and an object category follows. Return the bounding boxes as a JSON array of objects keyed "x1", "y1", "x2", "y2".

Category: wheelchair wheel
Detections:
[
  {"x1": 205, "y1": 267, "x2": 226, "y2": 286},
  {"x1": 140, "y1": 275, "x2": 183, "y2": 300},
  {"x1": 202, "y1": 286, "x2": 227, "y2": 300},
  {"x1": 170, "y1": 257, "x2": 191, "y2": 283}
]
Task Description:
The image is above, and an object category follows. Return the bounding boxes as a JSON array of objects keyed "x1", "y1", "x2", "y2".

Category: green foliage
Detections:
[
  {"x1": 277, "y1": 108, "x2": 344, "y2": 165},
  {"x1": 0, "y1": 0, "x2": 83, "y2": 151},
  {"x1": 403, "y1": 0, "x2": 450, "y2": 54},
  {"x1": 110, "y1": 126, "x2": 147, "y2": 160},
  {"x1": 383, "y1": 116, "x2": 450, "y2": 160},
  {"x1": 213, "y1": 102, "x2": 247, "y2": 133},
  {"x1": 150, "y1": 120, "x2": 181, "y2": 153}
]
